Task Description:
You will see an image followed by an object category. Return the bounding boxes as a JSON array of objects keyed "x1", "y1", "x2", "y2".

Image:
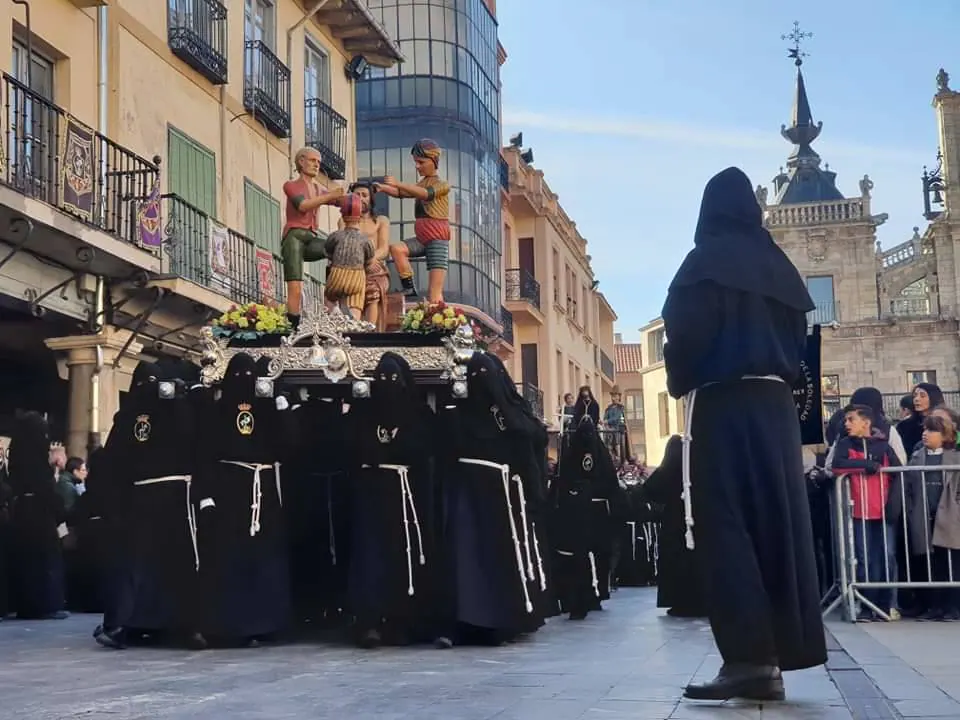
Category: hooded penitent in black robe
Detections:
[
  {"x1": 551, "y1": 417, "x2": 618, "y2": 618},
  {"x1": 99, "y1": 360, "x2": 203, "y2": 646},
  {"x1": 288, "y1": 393, "x2": 351, "y2": 626},
  {"x1": 344, "y1": 352, "x2": 437, "y2": 647},
  {"x1": 7, "y1": 411, "x2": 66, "y2": 619},
  {"x1": 67, "y1": 446, "x2": 109, "y2": 613},
  {"x1": 615, "y1": 472, "x2": 659, "y2": 588},
  {"x1": 194, "y1": 352, "x2": 294, "y2": 643},
  {"x1": 641, "y1": 435, "x2": 705, "y2": 617},
  {"x1": 437, "y1": 353, "x2": 544, "y2": 643},
  {"x1": 488, "y1": 353, "x2": 555, "y2": 620},
  {"x1": 664, "y1": 167, "x2": 826, "y2": 698},
  {"x1": 0, "y1": 450, "x2": 12, "y2": 619}
]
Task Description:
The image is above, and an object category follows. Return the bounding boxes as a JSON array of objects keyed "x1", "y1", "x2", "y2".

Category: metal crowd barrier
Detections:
[{"x1": 824, "y1": 466, "x2": 960, "y2": 622}]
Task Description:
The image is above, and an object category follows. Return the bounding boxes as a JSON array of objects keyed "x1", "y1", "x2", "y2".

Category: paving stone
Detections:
[{"x1": 0, "y1": 589, "x2": 857, "y2": 719}]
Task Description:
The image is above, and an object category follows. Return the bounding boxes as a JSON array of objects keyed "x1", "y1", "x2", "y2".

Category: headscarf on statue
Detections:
[{"x1": 668, "y1": 167, "x2": 814, "y2": 313}]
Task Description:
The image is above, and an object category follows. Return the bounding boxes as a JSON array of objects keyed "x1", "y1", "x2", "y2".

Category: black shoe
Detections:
[
  {"x1": 184, "y1": 632, "x2": 207, "y2": 651},
  {"x1": 919, "y1": 608, "x2": 945, "y2": 621},
  {"x1": 400, "y1": 277, "x2": 419, "y2": 297},
  {"x1": 287, "y1": 313, "x2": 301, "y2": 331},
  {"x1": 684, "y1": 664, "x2": 785, "y2": 702},
  {"x1": 44, "y1": 610, "x2": 69, "y2": 620},
  {"x1": 943, "y1": 608, "x2": 960, "y2": 621},
  {"x1": 568, "y1": 611, "x2": 588, "y2": 621},
  {"x1": 433, "y1": 636, "x2": 453, "y2": 649},
  {"x1": 358, "y1": 628, "x2": 381, "y2": 649},
  {"x1": 94, "y1": 626, "x2": 127, "y2": 650}
]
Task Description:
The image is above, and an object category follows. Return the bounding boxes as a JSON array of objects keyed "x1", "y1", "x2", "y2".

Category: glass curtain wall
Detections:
[{"x1": 356, "y1": 0, "x2": 502, "y2": 316}]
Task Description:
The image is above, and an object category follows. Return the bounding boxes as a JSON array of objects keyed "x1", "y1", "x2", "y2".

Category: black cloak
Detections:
[
  {"x1": 7, "y1": 411, "x2": 65, "y2": 618},
  {"x1": 344, "y1": 352, "x2": 437, "y2": 637},
  {"x1": 661, "y1": 166, "x2": 826, "y2": 672}
]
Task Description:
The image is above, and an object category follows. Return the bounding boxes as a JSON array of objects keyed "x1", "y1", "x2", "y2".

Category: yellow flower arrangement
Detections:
[
  {"x1": 401, "y1": 300, "x2": 468, "y2": 335},
  {"x1": 211, "y1": 302, "x2": 292, "y2": 339}
]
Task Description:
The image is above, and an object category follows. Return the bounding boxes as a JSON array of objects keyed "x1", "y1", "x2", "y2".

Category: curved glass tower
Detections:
[{"x1": 356, "y1": 0, "x2": 502, "y2": 317}]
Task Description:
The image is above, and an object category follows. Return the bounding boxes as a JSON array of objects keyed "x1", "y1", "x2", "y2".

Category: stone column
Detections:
[{"x1": 45, "y1": 328, "x2": 144, "y2": 458}]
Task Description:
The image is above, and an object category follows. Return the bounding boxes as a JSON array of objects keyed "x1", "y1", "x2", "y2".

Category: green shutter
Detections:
[
  {"x1": 167, "y1": 127, "x2": 216, "y2": 216},
  {"x1": 243, "y1": 179, "x2": 282, "y2": 256}
]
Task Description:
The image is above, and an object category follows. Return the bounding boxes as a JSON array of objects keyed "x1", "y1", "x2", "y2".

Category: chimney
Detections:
[{"x1": 614, "y1": 333, "x2": 623, "y2": 344}]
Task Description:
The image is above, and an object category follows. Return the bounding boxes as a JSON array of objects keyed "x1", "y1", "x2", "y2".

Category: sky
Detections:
[{"x1": 496, "y1": 0, "x2": 960, "y2": 341}]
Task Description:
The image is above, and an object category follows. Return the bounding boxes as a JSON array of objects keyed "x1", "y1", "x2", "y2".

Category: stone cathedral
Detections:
[{"x1": 757, "y1": 59, "x2": 960, "y2": 407}]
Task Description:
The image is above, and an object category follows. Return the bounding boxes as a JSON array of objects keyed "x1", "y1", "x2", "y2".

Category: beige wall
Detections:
[
  {"x1": 12, "y1": 0, "x2": 361, "y2": 240},
  {"x1": 638, "y1": 318, "x2": 683, "y2": 466},
  {"x1": 503, "y1": 147, "x2": 616, "y2": 425}
]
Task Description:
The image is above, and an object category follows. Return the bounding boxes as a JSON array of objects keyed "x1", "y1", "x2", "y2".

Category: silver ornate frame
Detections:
[{"x1": 199, "y1": 306, "x2": 478, "y2": 389}]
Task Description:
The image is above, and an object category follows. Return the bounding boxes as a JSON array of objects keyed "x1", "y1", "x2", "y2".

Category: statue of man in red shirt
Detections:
[{"x1": 281, "y1": 147, "x2": 344, "y2": 327}]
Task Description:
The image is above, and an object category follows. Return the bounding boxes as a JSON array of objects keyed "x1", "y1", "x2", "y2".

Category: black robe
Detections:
[
  {"x1": 662, "y1": 166, "x2": 826, "y2": 671},
  {"x1": 193, "y1": 353, "x2": 294, "y2": 640},
  {"x1": 0, "y1": 462, "x2": 11, "y2": 618},
  {"x1": 65, "y1": 447, "x2": 109, "y2": 613},
  {"x1": 287, "y1": 396, "x2": 350, "y2": 623},
  {"x1": 344, "y1": 353, "x2": 437, "y2": 636},
  {"x1": 641, "y1": 436, "x2": 705, "y2": 616},
  {"x1": 105, "y1": 365, "x2": 201, "y2": 634},
  {"x1": 438, "y1": 354, "x2": 544, "y2": 638},
  {"x1": 6, "y1": 412, "x2": 65, "y2": 619}
]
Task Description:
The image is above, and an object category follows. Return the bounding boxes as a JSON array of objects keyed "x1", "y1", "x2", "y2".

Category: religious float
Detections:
[{"x1": 198, "y1": 300, "x2": 481, "y2": 401}]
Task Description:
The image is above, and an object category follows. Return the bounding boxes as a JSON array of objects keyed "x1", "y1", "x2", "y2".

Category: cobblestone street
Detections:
[{"x1": 0, "y1": 588, "x2": 886, "y2": 720}]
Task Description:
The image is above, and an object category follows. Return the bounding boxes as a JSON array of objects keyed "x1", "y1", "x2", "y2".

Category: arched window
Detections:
[{"x1": 890, "y1": 277, "x2": 931, "y2": 316}]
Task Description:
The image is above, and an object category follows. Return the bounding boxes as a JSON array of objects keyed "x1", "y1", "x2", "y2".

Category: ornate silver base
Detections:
[{"x1": 199, "y1": 305, "x2": 477, "y2": 393}]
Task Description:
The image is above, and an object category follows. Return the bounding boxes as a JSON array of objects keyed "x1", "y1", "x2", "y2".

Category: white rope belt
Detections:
[
  {"x1": 531, "y1": 521, "x2": 546, "y2": 591},
  {"x1": 681, "y1": 374, "x2": 784, "y2": 550},
  {"x1": 219, "y1": 461, "x2": 282, "y2": 537},
  {"x1": 511, "y1": 475, "x2": 535, "y2": 581},
  {"x1": 133, "y1": 474, "x2": 198, "y2": 571},
  {"x1": 459, "y1": 457, "x2": 533, "y2": 613},
  {"x1": 364, "y1": 463, "x2": 425, "y2": 596},
  {"x1": 588, "y1": 551, "x2": 599, "y2": 598},
  {"x1": 627, "y1": 520, "x2": 636, "y2": 561}
]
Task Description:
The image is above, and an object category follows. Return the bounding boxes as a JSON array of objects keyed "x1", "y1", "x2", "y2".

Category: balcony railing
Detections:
[
  {"x1": 167, "y1": 0, "x2": 228, "y2": 85},
  {"x1": 891, "y1": 296, "x2": 932, "y2": 317},
  {"x1": 161, "y1": 193, "x2": 328, "y2": 309},
  {"x1": 499, "y1": 305, "x2": 514, "y2": 345},
  {"x1": 243, "y1": 40, "x2": 291, "y2": 139},
  {"x1": 505, "y1": 267, "x2": 541, "y2": 310},
  {"x1": 305, "y1": 98, "x2": 347, "y2": 180},
  {"x1": 1, "y1": 73, "x2": 160, "y2": 248},
  {"x1": 807, "y1": 301, "x2": 837, "y2": 326},
  {"x1": 517, "y1": 382, "x2": 544, "y2": 419},
  {"x1": 498, "y1": 154, "x2": 509, "y2": 191},
  {"x1": 600, "y1": 348, "x2": 615, "y2": 380}
]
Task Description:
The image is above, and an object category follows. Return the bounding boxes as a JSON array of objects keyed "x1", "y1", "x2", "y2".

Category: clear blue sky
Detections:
[{"x1": 497, "y1": 0, "x2": 959, "y2": 341}]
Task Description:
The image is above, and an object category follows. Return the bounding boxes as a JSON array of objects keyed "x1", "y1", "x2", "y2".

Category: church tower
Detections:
[{"x1": 762, "y1": 24, "x2": 959, "y2": 399}]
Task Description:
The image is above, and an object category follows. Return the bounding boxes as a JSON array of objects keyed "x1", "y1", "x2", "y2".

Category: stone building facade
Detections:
[{"x1": 759, "y1": 62, "x2": 960, "y2": 407}]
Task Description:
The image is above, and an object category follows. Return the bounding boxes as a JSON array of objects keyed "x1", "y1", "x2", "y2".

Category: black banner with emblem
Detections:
[
  {"x1": 793, "y1": 324, "x2": 823, "y2": 445},
  {"x1": 60, "y1": 117, "x2": 96, "y2": 221}
]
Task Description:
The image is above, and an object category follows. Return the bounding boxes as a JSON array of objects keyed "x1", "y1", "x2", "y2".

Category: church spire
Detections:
[{"x1": 771, "y1": 22, "x2": 843, "y2": 205}]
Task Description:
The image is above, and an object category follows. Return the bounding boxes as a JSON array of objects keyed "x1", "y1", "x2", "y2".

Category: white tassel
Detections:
[
  {"x1": 512, "y1": 474, "x2": 536, "y2": 580},
  {"x1": 680, "y1": 390, "x2": 697, "y2": 550},
  {"x1": 588, "y1": 551, "x2": 600, "y2": 598},
  {"x1": 531, "y1": 522, "x2": 547, "y2": 591}
]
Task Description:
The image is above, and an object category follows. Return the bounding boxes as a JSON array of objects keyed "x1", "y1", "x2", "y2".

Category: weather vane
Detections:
[{"x1": 782, "y1": 21, "x2": 812, "y2": 67}]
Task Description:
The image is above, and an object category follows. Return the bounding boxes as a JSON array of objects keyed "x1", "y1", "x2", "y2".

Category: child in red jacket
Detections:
[{"x1": 833, "y1": 404, "x2": 904, "y2": 621}]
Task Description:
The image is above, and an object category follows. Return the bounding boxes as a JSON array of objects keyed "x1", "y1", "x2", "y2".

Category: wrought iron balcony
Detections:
[
  {"x1": 505, "y1": 267, "x2": 541, "y2": 310},
  {"x1": 498, "y1": 154, "x2": 509, "y2": 191},
  {"x1": 167, "y1": 0, "x2": 228, "y2": 86},
  {"x1": 517, "y1": 381, "x2": 544, "y2": 419},
  {"x1": 499, "y1": 305, "x2": 514, "y2": 345},
  {"x1": 807, "y1": 301, "x2": 836, "y2": 326},
  {"x1": 243, "y1": 40, "x2": 291, "y2": 139},
  {"x1": 600, "y1": 348, "x2": 615, "y2": 381},
  {"x1": 161, "y1": 193, "x2": 325, "y2": 307},
  {"x1": 1, "y1": 73, "x2": 160, "y2": 248},
  {"x1": 305, "y1": 98, "x2": 347, "y2": 180}
]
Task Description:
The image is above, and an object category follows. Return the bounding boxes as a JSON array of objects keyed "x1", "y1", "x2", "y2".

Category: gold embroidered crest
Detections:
[
  {"x1": 491, "y1": 405, "x2": 506, "y2": 431},
  {"x1": 377, "y1": 425, "x2": 398, "y2": 444},
  {"x1": 582, "y1": 453, "x2": 594, "y2": 472},
  {"x1": 134, "y1": 415, "x2": 151, "y2": 443},
  {"x1": 236, "y1": 403, "x2": 254, "y2": 436}
]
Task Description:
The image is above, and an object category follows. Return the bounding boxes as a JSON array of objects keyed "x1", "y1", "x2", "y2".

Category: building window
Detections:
[
  {"x1": 822, "y1": 374, "x2": 840, "y2": 421},
  {"x1": 658, "y1": 391, "x2": 670, "y2": 438},
  {"x1": 10, "y1": 39, "x2": 57, "y2": 203},
  {"x1": 304, "y1": 37, "x2": 331, "y2": 104},
  {"x1": 806, "y1": 276, "x2": 836, "y2": 324},
  {"x1": 649, "y1": 328, "x2": 665, "y2": 365},
  {"x1": 908, "y1": 370, "x2": 937, "y2": 388},
  {"x1": 244, "y1": 0, "x2": 275, "y2": 48},
  {"x1": 891, "y1": 278, "x2": 931, "y2": 317},
  {"x1": 675, "y1": 398, "x2": 686, "y2": 434},
  {"x1": 552, "y1": 249, "x2": 560, "y2": 305},
  {"x1": 625, "y1": 391, "x2": 643, "y2": 421},
  {"x1": 167, "y1": 127, "x2": 216, "y2": 216},
  {"x1": 243, "y1": 179, "x2": 281, "y2": 255}
]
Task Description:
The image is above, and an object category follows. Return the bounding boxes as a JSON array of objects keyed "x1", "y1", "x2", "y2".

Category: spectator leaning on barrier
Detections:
[
  {"x1": 832, "y1": 403, "x2": 903, "y2": 622},
  {"x1": 904, "y1": 413, "x2": 960, "y2": 621},
  {"x1": 929, "y1": 411, "x2": 960, "y2": 621},
  {"x1": 826, "y1": 387, "x2": 907, "y2": 470}
]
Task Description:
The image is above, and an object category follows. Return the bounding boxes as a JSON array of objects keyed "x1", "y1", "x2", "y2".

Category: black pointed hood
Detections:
[{"x1": 668, "y1": 167, "x2": 814, "y2": 313}]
